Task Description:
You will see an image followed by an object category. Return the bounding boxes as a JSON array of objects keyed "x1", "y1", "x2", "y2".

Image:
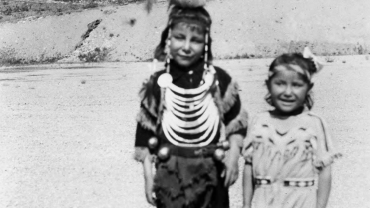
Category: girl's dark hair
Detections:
[
  {"x1": 154, "y1": 6, "x2": 213, "y2": 63},
  {"x1": 265, "y1": 53, "x2": 317, "y2": 109}
]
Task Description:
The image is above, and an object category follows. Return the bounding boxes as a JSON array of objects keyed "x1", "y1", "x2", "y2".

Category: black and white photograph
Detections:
[{"x1": 0, "y1": 0, "x2": 369, "y2": 207}]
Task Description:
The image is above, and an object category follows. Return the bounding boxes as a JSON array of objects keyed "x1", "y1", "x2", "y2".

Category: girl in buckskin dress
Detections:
[
  {"x1": 134, "y1": 1, "x2": 248, "y2": 207},
  {"x1": 242, "y1": 48, "x2": 341, "y2": 208}
]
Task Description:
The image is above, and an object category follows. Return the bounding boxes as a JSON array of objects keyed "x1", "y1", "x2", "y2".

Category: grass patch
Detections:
[
  {"x1": 0, "y1": 0, "x2": 146, "y2": 23},
  {"x1": 0, "y1": 47, "x2": 64, "y2": 66},
  {"x1": 77, "y1": 47, "x2": 112, "y2": 62}
]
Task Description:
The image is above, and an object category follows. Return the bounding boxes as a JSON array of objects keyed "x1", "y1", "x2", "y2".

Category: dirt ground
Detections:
[{"x1": 0, "y1": 56, "x2": 369, "y2": 208}]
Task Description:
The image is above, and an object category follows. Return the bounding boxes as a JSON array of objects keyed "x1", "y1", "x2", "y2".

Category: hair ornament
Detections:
[
  {"x1": 165, "y1": 27, "x2": 172, "y2": 73},
  {"x1": 169, "y1": 0, "x2": 207, "y2": 7},
  {"x1": 145, "y1": 0, "x2": 208, "y2": 13},
  {"x1": 204, "y1": 27, "x2": 210, "y2": 68},
  {"x1": 302, "y1": 47, "x2": 324, "y2": 73}
]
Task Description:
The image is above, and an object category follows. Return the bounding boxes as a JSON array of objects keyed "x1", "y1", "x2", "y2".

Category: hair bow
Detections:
[{"x1": 302, "y1": 47, "x2": 324, "y2": 73}]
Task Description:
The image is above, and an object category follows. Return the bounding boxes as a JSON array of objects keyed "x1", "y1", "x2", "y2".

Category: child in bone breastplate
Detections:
[{"x1": 134, "y1": 2, "x2": 248, "y2": 208}]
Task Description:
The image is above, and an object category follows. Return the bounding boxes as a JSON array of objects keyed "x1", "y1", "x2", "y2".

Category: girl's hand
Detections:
[
  {"x1": 242, "y1": 164, "x2": 254, "y2": 208},
  {"x1": 316, "y1": 165, "x2": 332, "y2": 208}
]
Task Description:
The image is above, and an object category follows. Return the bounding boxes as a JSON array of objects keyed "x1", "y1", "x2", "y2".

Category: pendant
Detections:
[{"x1": 157, "y1": 73, "x2": 173, "y2": 88}]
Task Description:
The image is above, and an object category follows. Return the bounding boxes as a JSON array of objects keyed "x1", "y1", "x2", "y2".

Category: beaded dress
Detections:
[{"x1": 243, "y1": 111, "x2": 341, "y2": 208}]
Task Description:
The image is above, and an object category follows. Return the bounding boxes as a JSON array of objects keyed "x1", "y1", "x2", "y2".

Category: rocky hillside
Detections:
[{"x1": 0, "y1": 0, "x2": 370, "y2": 65}]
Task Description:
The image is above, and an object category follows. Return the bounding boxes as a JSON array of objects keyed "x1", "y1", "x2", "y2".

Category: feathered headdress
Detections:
[{"x1": 145, "y1": 0, "x2": 208, "y2": 13}]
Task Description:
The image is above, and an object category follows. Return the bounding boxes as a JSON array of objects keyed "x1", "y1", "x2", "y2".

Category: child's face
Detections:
[
  {"x1": 268, "y1": 64, "x2": 312, "y2": 113},
  {"x1": 170, "y1": 22, "x2": 205, "y2": 67}
]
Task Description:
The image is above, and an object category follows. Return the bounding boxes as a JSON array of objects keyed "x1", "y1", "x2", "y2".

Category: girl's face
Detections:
[
  {"x1": 268, "y1": 64, "x2": 312, "y2": 114},
  {"x1": 170, "y1": 22, "x2": 205, "y2": 67}
]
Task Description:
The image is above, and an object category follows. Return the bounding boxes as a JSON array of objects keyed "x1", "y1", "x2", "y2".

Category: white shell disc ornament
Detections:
[
  {"x1": 157, "y1": 73, "x2": 173, "y2": 88},
  {"x1": 158, "y1": 146, "x2": 171, "y2": 160},
  {"x1": 214, "y1": 148, "x2": 225, "y2": 161},
  {"x1": 148, "y1": 137, "x2": 159, "y2": 149}
]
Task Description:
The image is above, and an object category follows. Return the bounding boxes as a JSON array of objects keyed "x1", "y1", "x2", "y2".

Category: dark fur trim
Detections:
[
  {"x1": 136, "y1": 107, "x2": 157, "y2": 133},
  {"x1": 213, "y1": 79, "x2": 240, "y2": 118},
  {"x1": 213, "y1": 87, "x2": 224, "y2": 120},
  {"x1": 156, "y1": 88, "x2": 167, "y2": 127},
  {"x1": 222, "y1": 80, "x2": 240, "y2": 113},
  {"x1": 225, "y1": 108, "x2": 249, "y2": 137},
  {"x1": 138, "y1": 78, "x2": 159, "y2": 118}
]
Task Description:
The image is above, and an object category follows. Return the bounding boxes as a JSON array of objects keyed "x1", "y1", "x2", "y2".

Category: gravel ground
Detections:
[{"x1": 0, "y1": 57, "x2": 369, "y2": 208}]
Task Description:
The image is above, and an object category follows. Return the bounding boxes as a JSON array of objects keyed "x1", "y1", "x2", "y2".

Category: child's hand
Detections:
[
  {"x1": 145, "y1": 176, "x2": 156, "y2": 206},
  {"x1": 222, "y1": 151, "x2": 239, "y2": 187},
  {"x1": 143, "y1": 154, "x2": 156, "y2": 206},
  {"x1": 221, "y1": 147, "x2": 240, "y2": 187},
  {"x1": 221, "y1": 135, "x2": 243, "y2": 187}
]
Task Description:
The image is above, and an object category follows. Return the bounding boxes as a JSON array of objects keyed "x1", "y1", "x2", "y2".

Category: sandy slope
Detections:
[
  {"x1": 0, "y1": 56, "x2": 369, "y2": 207},
  {"x1": 1, "y1": 0, "x2": 370, "y2": 63}
]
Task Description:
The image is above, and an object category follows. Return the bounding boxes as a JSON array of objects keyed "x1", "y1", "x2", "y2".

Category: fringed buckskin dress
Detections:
[{"x1": 243, "y1": 111, "x2": 341, "y2": 208}]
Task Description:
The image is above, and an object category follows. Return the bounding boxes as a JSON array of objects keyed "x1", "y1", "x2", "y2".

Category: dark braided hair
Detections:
[
  {"x1": 154, "y1": 6, "x2": 213, "y2": 63},
  {"x1": 265, "y1": 53, "x2": 318, "y2": 109}
]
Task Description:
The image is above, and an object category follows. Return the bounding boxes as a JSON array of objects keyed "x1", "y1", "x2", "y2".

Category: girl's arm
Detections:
[
  {"x1": 317, "y1": 165, "x2": 332, "y2": 208},
  {"x1": 222, "y1": 133, "x2": 243, "y2": 187},
  {"x1": 143, "y1": 154, "x2": 156, "y2": 206},
  {"x1": 242, "y1": 163, "x2": 254, "y2": 208},
  {"x1": 312, "y1": 114, "x2": 340, "y2": 208}
]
